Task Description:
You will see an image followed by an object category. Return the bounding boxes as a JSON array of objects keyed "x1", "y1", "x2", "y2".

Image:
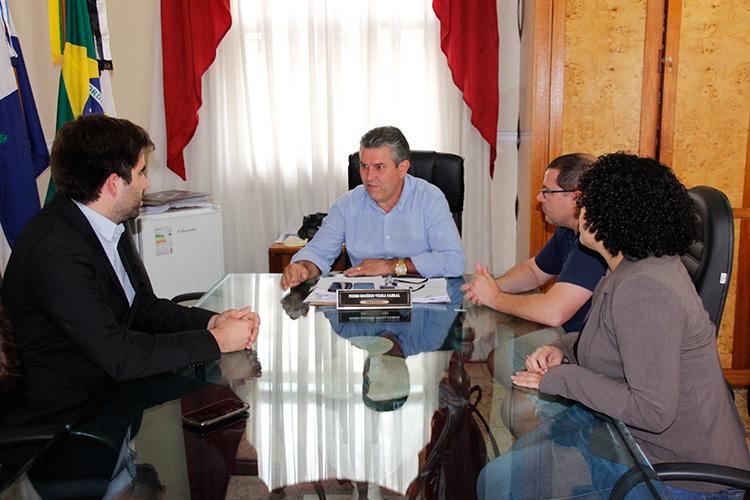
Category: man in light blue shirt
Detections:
[{"x1": 281, "y1": 126, "x2": 465, "y2": 290}]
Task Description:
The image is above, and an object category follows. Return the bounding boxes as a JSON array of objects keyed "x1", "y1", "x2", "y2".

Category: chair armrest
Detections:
[
  {"x1": 171, "y1": 292, "x2": 205, "y2": 304},
  {"x1": 653, "y1": 462, "x2": 750, "y2": 490},
  {"x1": 69, "y1": 423, "x2": 124, "y2": 459},
  {"x1": 0, "y1": 426, "x2": 62, "y2": 450},
  {"x1": 0, "y1": 423, "x2": 122, "y2": 458}
]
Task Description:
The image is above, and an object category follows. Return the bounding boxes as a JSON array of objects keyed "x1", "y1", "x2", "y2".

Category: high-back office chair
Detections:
[
  {"x1": 171, "y1": 292, "x2": 205, "y2": 306},
  {"x1": 348, "y1": 150, "x2": 465, "y2": 235},
  {"x1": 610, "y1": 185, "x2": 750, "y2": 498},
  {"x1": 0, "y1": 422, "x2": 122, "y2": 494},
  {"x1": 680, "y1": 185, "x2": 734, "y2": 330}
]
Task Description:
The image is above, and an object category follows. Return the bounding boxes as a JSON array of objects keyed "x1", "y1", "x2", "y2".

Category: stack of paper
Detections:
[
  {"x1": 140, "y1": 190, "x2": 213, "y2": 214},
  {"x1": 274, "y1": 233, "x2": 307, "y2": 247},
  {"x1": 303, "y1": 276, "x2": 450, "y2": 305}
]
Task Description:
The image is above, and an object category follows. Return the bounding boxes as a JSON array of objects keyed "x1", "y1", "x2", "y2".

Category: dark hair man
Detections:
[
  {"x1": 0, "y1": 114, "x2": 260, "y2": 427},
  {"x1": 281, "y1": 125, "x2": 465, "y2": 290},
  {"x1": 462, "y1": 153, "x2": 607, "y2": 332}
]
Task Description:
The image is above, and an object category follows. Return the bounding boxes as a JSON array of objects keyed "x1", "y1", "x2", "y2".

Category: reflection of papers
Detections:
[
  {"x1": 275, "y1": 232, "x2": 298, "y2": 243},
  {"x1": 305, "y1": 276, "x2": 450, "y2": 305}
]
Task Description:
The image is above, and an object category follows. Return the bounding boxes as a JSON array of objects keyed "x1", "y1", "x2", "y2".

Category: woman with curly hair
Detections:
[{"x1": 478, "y1": 153, "x2": 750, "y2": 499}]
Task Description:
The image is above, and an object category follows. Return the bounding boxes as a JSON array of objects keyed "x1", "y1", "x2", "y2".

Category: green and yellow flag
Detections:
[{"x1": 45, "y1": 0, "x2": 104, "y2": 204}]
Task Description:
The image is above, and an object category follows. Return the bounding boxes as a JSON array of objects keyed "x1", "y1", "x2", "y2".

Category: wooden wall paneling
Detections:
[
  {"x1": 657, "y1": 0, "x2": 682, "y2": 168},
  {"x1": 726, "y1": 369, "x2": 750, "y2": 388},
  {"x1": 731, "y1": 217, "x2": 747, "y2": 370},
  {"x1": 638, "y1": 0, "x2": 667, "y2": 158},
  {"x1": 524, "y1": 0, "x2": 556, "y2": 259},
  {"x1": 732, "y1": 108, "x2": 750, "y2": 372},
  {"x1": 524, "y1": 0, "x2": 750, "y2": 385},
  {"x1": 667, "y1": 0, "x2": 750, "y2": 195},
  {"x1": 666, "y1": 0, "x2": 750, "y2": 382},
  {"x1": 549, "y1": 0, "x2": 567, "y2": 162},
  {"x1": 723, "y1": 220, "x2": 741, "y2": 371},
  {"x1": 561, "y1": 0, "x2": 648, "y2": 156}
]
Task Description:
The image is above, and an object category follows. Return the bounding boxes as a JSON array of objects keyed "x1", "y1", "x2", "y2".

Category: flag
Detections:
[
  {"x1": 161, "y1": 0, "x2": 231, "y2": 180},
  {"x1": 85, "y1": 0, "x2": 117, "y2": 116},
  {"x1": 44, "y1": 0, "x2": 104, "y2": 204},
  {"x1": 49, "y1": 0, "x2": 63, "y2": 64},
  {"x1": 0, "y1": 2, "x2": 49, "y2": 247},
  {"x1": 433, "y1": 0, "x2": 499, "y2": 177},
  {"x1": 47, "y1": 0, "x2": 116, "y2": 116}
]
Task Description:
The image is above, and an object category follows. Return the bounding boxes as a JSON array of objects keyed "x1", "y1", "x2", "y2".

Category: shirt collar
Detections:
[
  {"x1": 393, "y1": 174, "x2": 414, "y2": 211},
  {"x1": 74, "y1": 200, "x2": 125, "y2": 243}
]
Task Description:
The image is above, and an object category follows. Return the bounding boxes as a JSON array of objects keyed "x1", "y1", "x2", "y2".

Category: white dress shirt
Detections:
[{"x1": 75, "y1": 201, "x2": 136, "y2": 305}]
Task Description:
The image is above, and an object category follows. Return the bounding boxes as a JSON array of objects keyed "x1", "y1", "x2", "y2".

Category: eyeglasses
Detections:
[{"x1": 540, "y1": 188, "x2": 575, "y2": 199}]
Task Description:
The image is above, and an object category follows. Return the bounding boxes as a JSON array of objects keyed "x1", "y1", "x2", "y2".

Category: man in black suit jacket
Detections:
[{"x1": 0, "y1": 114, "x2": 259, "y2": 428}]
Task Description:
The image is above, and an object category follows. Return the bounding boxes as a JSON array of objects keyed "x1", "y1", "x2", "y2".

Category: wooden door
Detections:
[
  {"x1": 658, "y1": 0, "x2": 750, "y2": 385},
  {"x1": 519, "y1": 0, "x2": 750, "y2": 385}
]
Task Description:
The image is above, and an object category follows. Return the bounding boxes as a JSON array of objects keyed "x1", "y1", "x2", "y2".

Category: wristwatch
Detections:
[{"x1": 395, "y1": 258, "x2": 407, "y2": 276}]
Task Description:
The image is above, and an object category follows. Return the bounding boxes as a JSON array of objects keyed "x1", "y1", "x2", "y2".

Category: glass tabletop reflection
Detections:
[{"x1": 0, "y1": 273, "x2": 670, "y2": 500}]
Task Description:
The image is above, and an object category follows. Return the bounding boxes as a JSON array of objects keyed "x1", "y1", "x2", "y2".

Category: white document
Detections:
[{"x1": 304, "y1": 275, "x2": 450, "y2": 305}]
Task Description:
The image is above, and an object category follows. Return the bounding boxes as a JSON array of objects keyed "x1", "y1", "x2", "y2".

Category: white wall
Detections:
[
  {"x1": 493, "y1": 0, "x2": 521, "y2": 273},
  {"x1": 4, "y1": 0, "x2": 523, "y2": 274},
  {"x1": 7, "y1": 0, "x2": 159, "y2": 136}
]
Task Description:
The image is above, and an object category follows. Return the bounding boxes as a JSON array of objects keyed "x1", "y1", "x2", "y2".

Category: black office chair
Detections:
[
  {"x1": 0, "y1": 422, "x2": 123, "y2": 495},
  {"x1": 611, "y1": 185, "x2": 750, "y2": 498},
  {"x1": 348, "y1": 150, "x2": 465, "y2": 235},
  {"x1": 680, "y1": 186, "x2": 735, "y2": 405},
  {"x1": 171, "y1": 292, "x2": 205, "y2": 306},
  {"x1": 680, "y1": 185, "x2": 734, "y2": 329}
]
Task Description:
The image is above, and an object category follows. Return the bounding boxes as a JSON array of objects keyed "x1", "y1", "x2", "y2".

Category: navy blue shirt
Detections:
[{"x1": 534, "y1": 227, "x2": 608, "y2": 332}]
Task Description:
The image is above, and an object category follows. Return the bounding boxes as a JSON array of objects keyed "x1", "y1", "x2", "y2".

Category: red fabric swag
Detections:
[
  {"x1": 161, "y1": 0, "x2": 231, "y2": 180},
  {"x1": 433, "y1": 0, "x2": 499, "y2": 178}
]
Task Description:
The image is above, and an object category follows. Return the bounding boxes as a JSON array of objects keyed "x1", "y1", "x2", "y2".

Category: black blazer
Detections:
[{"x1": 0, "y1": 195, "x2": 219, "y2": 427}]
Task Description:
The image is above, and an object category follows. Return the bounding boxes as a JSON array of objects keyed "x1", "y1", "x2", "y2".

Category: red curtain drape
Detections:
[
  {"x1": 433, "y1": 0, "x2": 499, "y2": 178},
  {"x1": 161, "y1": 0, "x2": 231, "y2": 180}
]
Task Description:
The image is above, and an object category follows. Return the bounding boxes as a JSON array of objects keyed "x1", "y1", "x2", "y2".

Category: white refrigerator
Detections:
[{"x1": 127, "y1": 206, "x2": 225, "y2": 300}]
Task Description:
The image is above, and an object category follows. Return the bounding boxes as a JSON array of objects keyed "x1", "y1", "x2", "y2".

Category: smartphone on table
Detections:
[
  {"x1": 328, "y1": 282, "x2": 353, "y2": 292},
  {"x1": 182, "y1": 398, "x2": 249, "y2": 430}
]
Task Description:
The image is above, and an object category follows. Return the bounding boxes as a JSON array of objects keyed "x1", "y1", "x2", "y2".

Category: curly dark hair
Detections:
[{"x1": 577, "y1": 152, "x2": 697, "y2": 260}]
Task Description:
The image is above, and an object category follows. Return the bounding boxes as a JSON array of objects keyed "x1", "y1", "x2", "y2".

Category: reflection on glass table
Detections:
[
  {"x1": 194, "y1": 274, "x2": 670, "y2": 499},
  {"x1": 0, "y1": 274, "x2": 671, "y2": 500}
]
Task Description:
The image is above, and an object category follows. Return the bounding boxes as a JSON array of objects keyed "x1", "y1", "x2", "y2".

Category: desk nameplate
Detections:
[{"x1": 336, "y1": 289, "x2": 411, "y2": 310}]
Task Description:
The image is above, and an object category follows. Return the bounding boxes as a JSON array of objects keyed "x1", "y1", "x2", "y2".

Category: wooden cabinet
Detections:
[
  {"x1": 268, "y1": 243, "x2": 345, "y2": 273},
  {"x1": 519, "y1": 0, "x2": 750, "y2": 385}
]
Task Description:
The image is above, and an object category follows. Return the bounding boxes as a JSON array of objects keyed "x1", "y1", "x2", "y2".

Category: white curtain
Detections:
[{"x1": 147, "y1": 0, "x2": 494, "y2": 275}]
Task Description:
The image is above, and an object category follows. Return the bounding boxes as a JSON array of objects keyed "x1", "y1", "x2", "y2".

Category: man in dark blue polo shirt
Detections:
[{"x1": 462, "y1": 153, "x2": 606, "y2": 333}]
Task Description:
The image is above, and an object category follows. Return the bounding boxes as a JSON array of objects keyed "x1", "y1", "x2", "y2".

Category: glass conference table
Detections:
[{"x1": 0, "y1": 274, "x2": 671, "y2": 500}]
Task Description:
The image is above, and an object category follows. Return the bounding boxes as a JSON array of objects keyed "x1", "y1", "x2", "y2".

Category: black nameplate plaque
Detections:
[{"x1": 337, "y1": 289, "x2": 411, "y2": 310}]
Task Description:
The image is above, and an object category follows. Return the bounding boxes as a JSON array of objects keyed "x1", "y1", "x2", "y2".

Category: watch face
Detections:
[{"x1": 396, "y1": 263, "x2": 407, "y2": 276}]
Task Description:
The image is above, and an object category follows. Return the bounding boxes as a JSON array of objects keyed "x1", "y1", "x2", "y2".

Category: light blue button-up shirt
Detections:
[
  {"x1": 75, "y1": 201, "x2": 136, "y2": 305},
  {"x1": 292, "y1": 174, "x2": 465, "y2": 277}
]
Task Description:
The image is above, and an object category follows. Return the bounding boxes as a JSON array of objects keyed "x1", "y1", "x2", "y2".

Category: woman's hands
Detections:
[{"x1": 511, "y1": 345, "x2": 565, "y2": 390}]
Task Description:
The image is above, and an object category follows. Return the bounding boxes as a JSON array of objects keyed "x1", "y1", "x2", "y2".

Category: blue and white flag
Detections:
[{"x1": 0, "y1": 1, "x2": 49, "y2": 247}]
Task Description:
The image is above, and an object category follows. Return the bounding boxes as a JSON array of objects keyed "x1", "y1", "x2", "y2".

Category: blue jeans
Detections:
[
  {"x1": 477, "y1": 404, "x2": 744, "y2": 500},
  {"x1": 665, "y1": 485, "x2": 744, "y2": 500}
]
